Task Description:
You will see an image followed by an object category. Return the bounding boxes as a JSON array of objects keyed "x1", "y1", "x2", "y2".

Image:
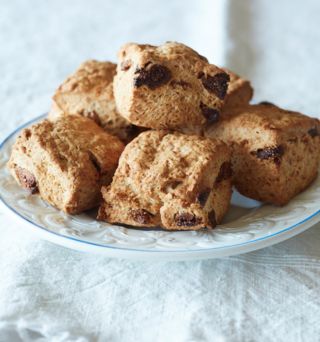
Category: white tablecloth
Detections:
[{"x1": 1, "y1": 1, "x2": 320, "y2": 341}]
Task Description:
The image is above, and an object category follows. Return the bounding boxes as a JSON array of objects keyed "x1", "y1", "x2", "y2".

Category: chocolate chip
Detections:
[
  {"x1": 208, "y1": 210, "x2": 217, "y2": 227},
  {"x1": 15, "y1": 167, "x2": 38, "y2": 194},
  {"x1": 197, "y1": 188, "x2": 211, "y2": 207},
  {"x1": 121, "y1": 60, "x2": 132, "y2": 71},
  {"x1": 86, "y1": 111, "x2": 101, "y2": 126},
  {"x1": 201, "y1": 72, "x2": 230, "y2": 99},
  {"x1": 259, "y1": 101, "x2": 275, "y2": 106},
  {"x1": 308, "y1": 127, "x2": 319, "y2": 137},
  {"x1": 134, "y1": 64, "x2": 172, "y2": 89},
  {"x1": 254, "y1": 145, "x2": 284, "y2": 160},
  {"x1": 200, "y1": 102, "x2": 220, "y2": 124},
  {"x1": 174, "y1": 212, "x2": 202, "y2": 227},
  {"x1": 130, "y1": 209, "x2": 153, "y2": 225},
  {"x1": 216, "y1": 162, "x2": 233, "y2": 183}
]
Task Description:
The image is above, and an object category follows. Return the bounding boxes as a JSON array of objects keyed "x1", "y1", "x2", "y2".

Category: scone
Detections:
[
  {"x1": 8, "y1": 115, "x2": 124, "y2": 214},
  {"x1": 113, "y1": 42, "x2": 230, "y2": 132},
  {"x1": 205, "y1": 103, "x2": 320, "y2": 205},
  {"x1": 49, "y1": 60, "x2": 139, "y2": 143},
  {"x1": 222, "y1": 68, "x2": 253, "y2": 113},
  {"x1": 98, "y1": 130, "x2": 232, "y2": 230}
]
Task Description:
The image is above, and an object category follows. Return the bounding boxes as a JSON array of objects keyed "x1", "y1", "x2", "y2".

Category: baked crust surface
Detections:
[
  {"x1": 50, "y1": 60, "x2": 139, "y2": 143},
  {"x1": 8, "y1": 115, "x2": 124, "y2": 214},
  {"x1": 98, "y1": 130, "x2": 232, "y2": 230},
  {"x1": 113, "y1": 42, "x2": 230, "y2": 132},
  {"x1": 206, "y1": 104, "x2": 320, "y2": 205}
]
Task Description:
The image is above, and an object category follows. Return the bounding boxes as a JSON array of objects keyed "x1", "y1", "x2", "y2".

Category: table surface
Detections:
[{"x1": 1, "y1": 1, "x2": 320, "y2": 341}]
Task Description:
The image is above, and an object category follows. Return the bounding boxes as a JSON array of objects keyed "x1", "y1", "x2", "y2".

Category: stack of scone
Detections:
[{"x1": 8, "y1": 42, "x2": 320, "y2": 230}]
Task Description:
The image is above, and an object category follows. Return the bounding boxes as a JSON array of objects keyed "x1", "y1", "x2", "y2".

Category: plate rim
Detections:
[{"x1": 1, "y1": 114, "x2": 320, "y2": 259}]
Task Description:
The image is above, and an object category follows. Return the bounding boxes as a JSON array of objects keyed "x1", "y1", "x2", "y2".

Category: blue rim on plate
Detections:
[{"x1": 1, "y1": 114, "x2": 320, "y2": 255}]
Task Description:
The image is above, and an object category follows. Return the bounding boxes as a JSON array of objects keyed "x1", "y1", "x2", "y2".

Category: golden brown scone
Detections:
[
  {"x1": 98, "y1": 130, "x2": 232, "y2": 230},
  {"x1": 8, "y1": 115, "x2": 124, "y2": 214},
  {"x1": 205, "y1": 103, "x2": 320, "y2": 205},
  {"x1": 113, "y1": 42, "x2": 230, "y2": 132},
  {"x1": 49, "y1": 60, "x2": 140, "y2": 143},
  {"x1": 222, "y1": 68, "x2": 253, "y2": 113}
]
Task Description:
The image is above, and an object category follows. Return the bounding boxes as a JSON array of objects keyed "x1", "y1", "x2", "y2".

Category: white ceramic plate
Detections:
[{"x1": 1, "y1": 115, "x2": 320, "y2": 261}]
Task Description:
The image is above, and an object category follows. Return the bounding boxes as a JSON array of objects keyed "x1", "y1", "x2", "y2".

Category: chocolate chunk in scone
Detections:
[
  {"x1": 49, "y1": 60, "x2": 140, "y2": 143},
  {"x1": 200, "y1": 72, "x2": 230, "y2": 99},
  {"x1": 113, "y1": 42, "x2": 230, "y2": 131},
  {"x1": 98, "y1": 130, "x2": 232, "y2": 230},
  {"x1": 134, "y1": 64, "x2": 172, "y2": 89},
  {"x1": 205, "y1": 104, "x2": 320, "y2": 205},
  {"x1": 8, "y1": 115, "x2": 124, "y2": 214},
  {"x1": 15, "y1": 166, "x2": 38, "y2": 194}
]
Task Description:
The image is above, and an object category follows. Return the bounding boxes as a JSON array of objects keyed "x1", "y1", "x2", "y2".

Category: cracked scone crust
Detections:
[
  {"x1": 98, "y1": 130, "x2": 232, "y2": 230},
  {"x1": 8, "y1": 115, "x2": 124, "y2": 214},
  {"x1": 113, "y1": 42, "x2": 230, "y2": 131},
  {"x1": 222, "y1": 68, "x2": 253, "y2": 113},
  {"x1": 205, "y1": 104, "x2": 320, "y2": 205},
  {"x1": 49, "y1": 60, "x2": 139, "y2": 143}
]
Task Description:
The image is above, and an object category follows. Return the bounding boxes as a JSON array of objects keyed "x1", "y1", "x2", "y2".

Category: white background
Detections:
[{"x1": 1, "y1": 0, "x2": 320, "y2": 341}]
